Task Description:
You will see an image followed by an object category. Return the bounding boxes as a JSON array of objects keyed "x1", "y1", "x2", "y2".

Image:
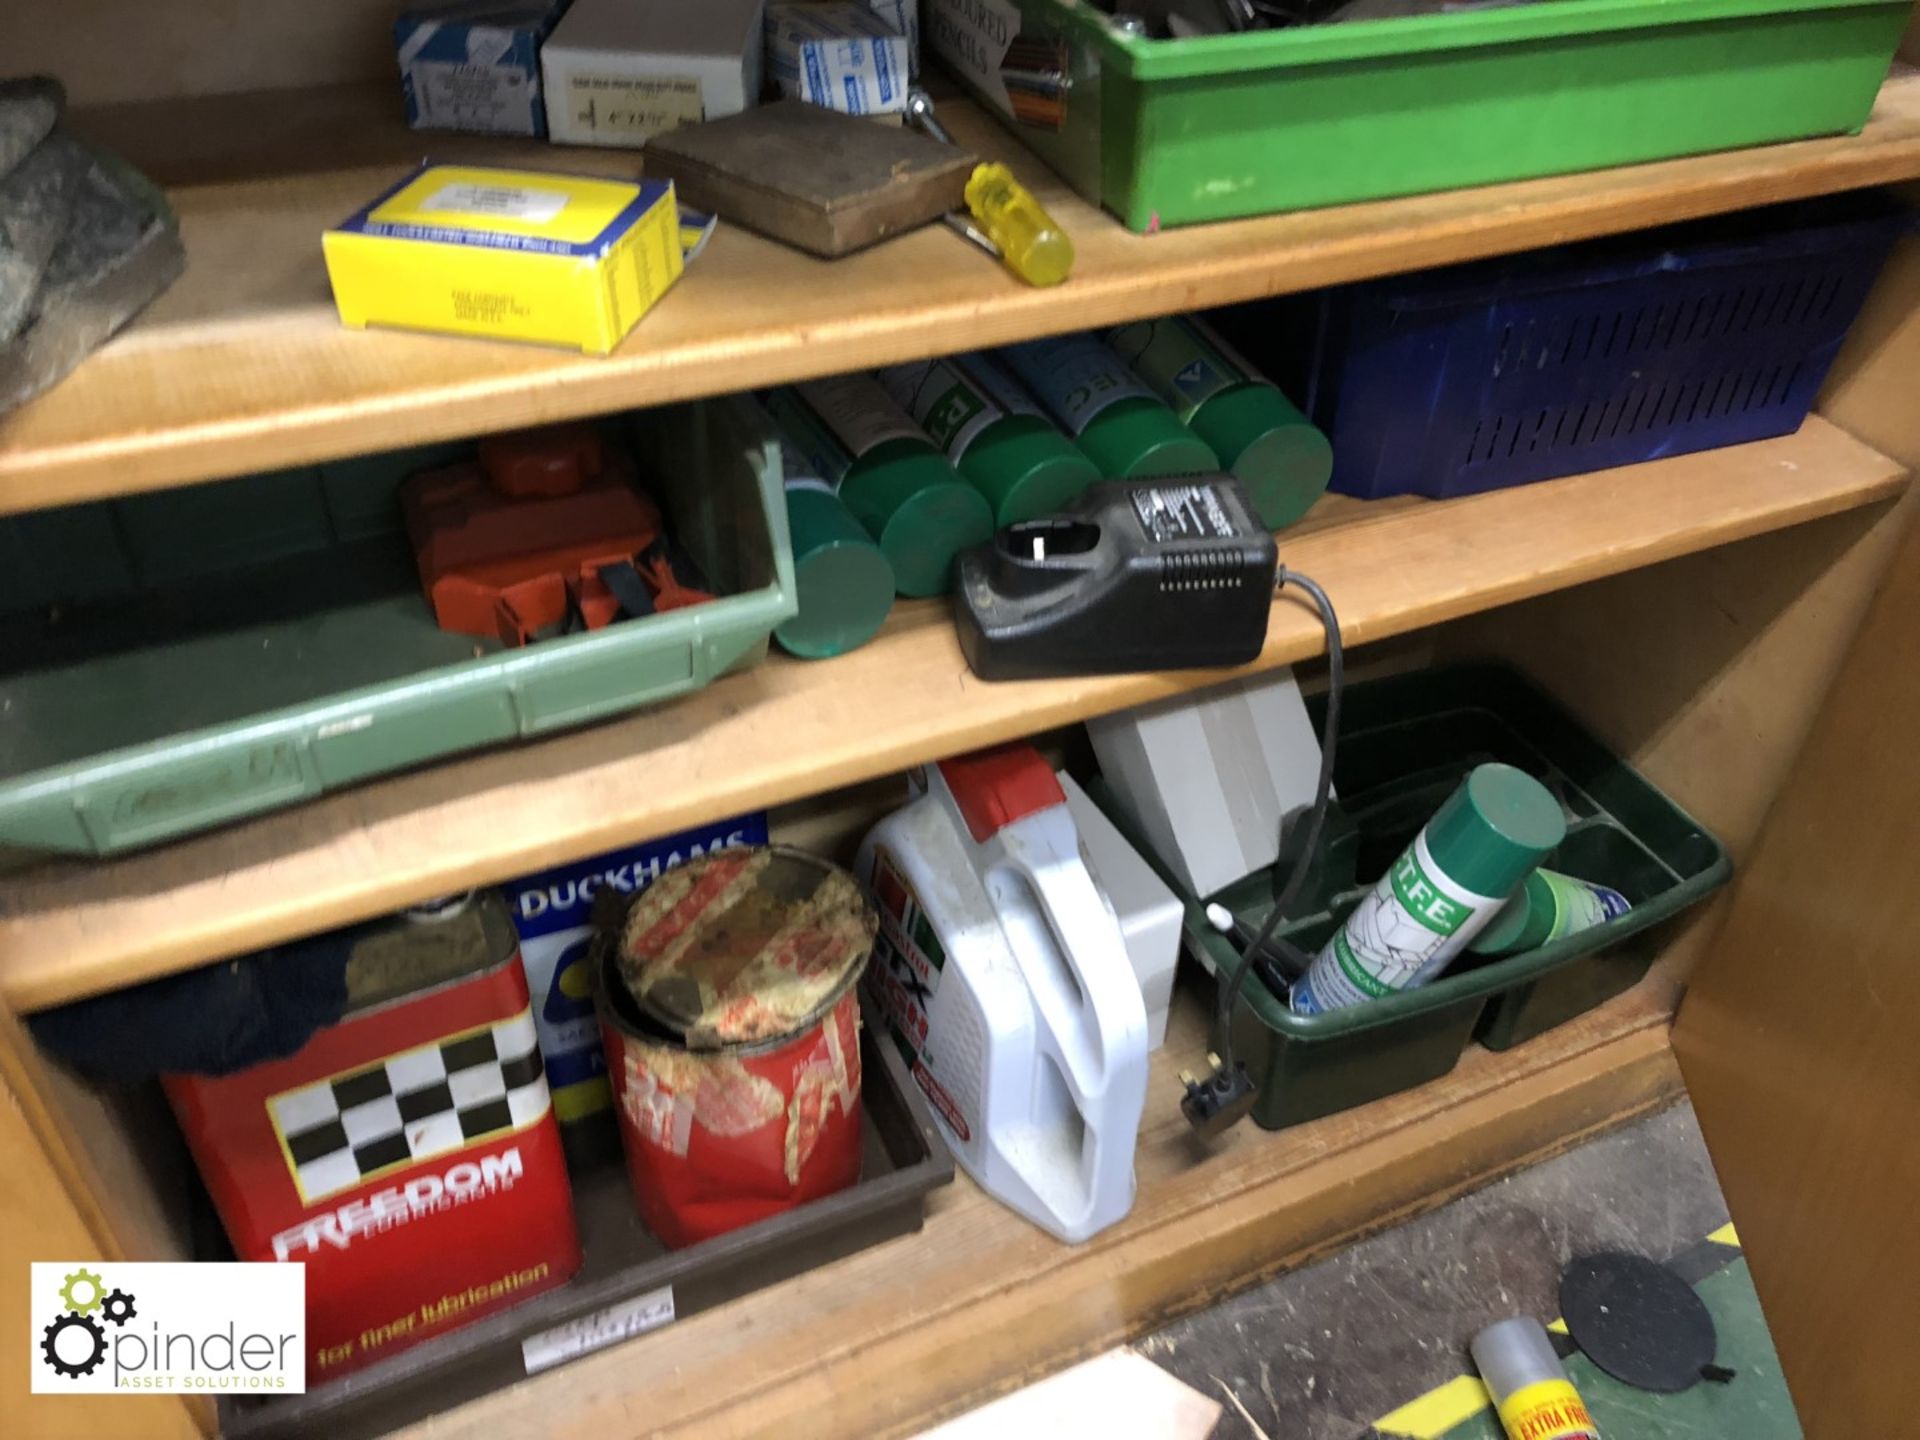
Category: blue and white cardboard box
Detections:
[
  {"x1": 766, "y1": 1, "x2": 911, "y2": 115},
  {"x1": 503, "y1": 812, "x2": 769, "y2": 1128},
  {"x1": 396, "y1": 1, "x2": 569, "y2": 138}
]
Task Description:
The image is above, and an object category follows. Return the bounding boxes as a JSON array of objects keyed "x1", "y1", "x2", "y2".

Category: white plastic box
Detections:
[
  {"x1": 541, "y1": 0, "x2": 765, "y2": 148},
  {"x1": 1087, "y1": 668, "x2": 1326, "y2": 899}
]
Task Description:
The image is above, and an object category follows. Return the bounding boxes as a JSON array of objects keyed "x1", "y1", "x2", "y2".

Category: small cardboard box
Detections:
[
  {"x1": 323, "y1": 164, "x2": 683, "y2": 354},
  {"x1": 540, "y1": 0, "x2": 765, "y2": 148},
  {"x1": 394, "y1": 0, "x2": 568, "y2": 137},
  {"x1": 766, "y1": 1, "x2": 911, "y2": 115}
]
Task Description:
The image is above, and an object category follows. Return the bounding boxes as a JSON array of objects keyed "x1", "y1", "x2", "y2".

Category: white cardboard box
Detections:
[
  {"x1": 1087, "y1": 668, "x2": 1326, "y2": 900},
  {"x1": 1061, "y1": 773, "x2": 1183, "y2": 1052},
  {"x1": 541, "y1": 0, "x2": 765, "y2": 148},
  {"x1": 765, "y1": 1, "x2": 911, "y2": 115}
]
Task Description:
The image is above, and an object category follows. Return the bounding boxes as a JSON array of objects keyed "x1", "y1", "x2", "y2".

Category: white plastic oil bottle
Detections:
[{"x1": 856, "y1": 743, "x2": 1148, "y2": 1243}]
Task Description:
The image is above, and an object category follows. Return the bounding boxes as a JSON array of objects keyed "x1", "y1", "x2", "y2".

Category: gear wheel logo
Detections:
[
  {"x1": 58, "y1": 1268, "x2": 105, "y2": 1315},
  {"x1": 41, "y1": 1312, "x2": 108, "y2": 1379},
  {"x1": 39, "y1": 1267, "x2": 137, "y2": 1384}
]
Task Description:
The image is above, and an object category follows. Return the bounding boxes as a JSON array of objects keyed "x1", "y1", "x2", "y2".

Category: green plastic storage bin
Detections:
[
  {"x1": 0, "y1": 398, "x2": 797, "y2": 860},
  {"x1": 1086, "y1": 662, "x2": 1730, "y2": 1130},
  {"x1": 943, "y1": 0, "x2": 1910, "y2": 230}
]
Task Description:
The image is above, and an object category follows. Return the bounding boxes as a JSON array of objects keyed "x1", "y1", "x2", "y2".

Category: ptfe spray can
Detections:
[
  {"x1": 876, "y1": 353, "x2": 1099, "y2": 523},
  {"x1": 1473, "y1": 1317, "x2": 1601, "y2": 1440},
  {"x1": 1106, "y1": 314, "x2": 1333, "y2": 529},
  {"x1": 768, "y1": 378, "x2": 993, "y2": 598},
  {"x1": 1469, "y1": 869, "x2": 1632, "y2": 956},
  {"x1": 1292, "y1": 763, "x2": 1564, "y2": 1015},
  {"x1": 1000, "y1": 333, "x2": 1219, "y2": 480}
]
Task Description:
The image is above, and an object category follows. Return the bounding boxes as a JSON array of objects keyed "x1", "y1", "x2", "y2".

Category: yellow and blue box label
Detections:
[
  {"x1": 503, "y1": 814, "x2": 768, "y2": 1125},
  {"x1": 322, "y1": 163, "x2": 683, "y2": 354}
]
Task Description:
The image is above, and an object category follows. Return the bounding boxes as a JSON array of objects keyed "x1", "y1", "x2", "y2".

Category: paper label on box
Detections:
[
  {"x1": 520, "y1": 1286, "x2": 675, "y2": 1375},
  {"x1": 926, "y1": 0, "x2": 1019, "y2": 117},
  {"x1": 564, "y1": 72, "x2": 704, "y2": 141},
  {"x1": 422, "y1": 179, "x2": 569, "y2": 223},
  {"x1": 410, "y1": 58, "x2": 537, "y2": 133}
]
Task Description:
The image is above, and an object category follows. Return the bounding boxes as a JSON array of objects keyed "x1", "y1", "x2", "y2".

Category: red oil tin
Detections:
[
  {"x1": 595, "y1": 846, "x2": 874, "y2": 1247},
  {"x1": 164, "y1": 893, "x2": 581, "y2": 1383}
]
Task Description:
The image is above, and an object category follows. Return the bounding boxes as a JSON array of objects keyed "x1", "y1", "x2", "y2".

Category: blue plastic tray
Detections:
[{"x1": 1287, "y1": 193, "x2": 1907, "y2": 500}]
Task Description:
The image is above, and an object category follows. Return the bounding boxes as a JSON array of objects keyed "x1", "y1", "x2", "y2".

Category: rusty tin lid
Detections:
[{"x1": 615, "y1": 846, "x2": 876, "y2": 1050}]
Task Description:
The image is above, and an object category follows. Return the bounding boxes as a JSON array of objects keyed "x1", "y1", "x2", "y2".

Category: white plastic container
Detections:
[
  {"x1": 1060, "y1": 772, "x2": 1181, "y2": 1052},
  {"x1": 1088, "y1": 667, "x2": 1325, "y2": 898},
  {"x1": 857, "y1": 745, "x2": 1148, "y2": 1243}
]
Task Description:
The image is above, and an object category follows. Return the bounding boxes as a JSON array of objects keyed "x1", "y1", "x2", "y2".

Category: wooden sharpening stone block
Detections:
[{"x1": 643, "y1": 99, "x2": 975, "y2": 258}]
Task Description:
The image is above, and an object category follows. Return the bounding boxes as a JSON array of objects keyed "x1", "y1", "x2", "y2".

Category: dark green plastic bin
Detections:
[
  {"x1": 0, "y1": 398, "x2": 796, "y2": 860},
  {"x1": 941, "y1": 0, "x2": 1910, "y2": 230},
  {"x1": 1087, "y1": 663, "x2": 1730, "y2": 1130}
]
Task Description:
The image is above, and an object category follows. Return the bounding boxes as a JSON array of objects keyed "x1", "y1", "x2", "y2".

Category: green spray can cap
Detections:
[
  {"x1": 1425, "y1": 764, "x2": 1565, "y2": 898},
  {"x1": 778, "y1": 487, "x2": 896, "y2": 659},
  {"x1": 999, "y1": 333, "x2": 1219, "y2": 481},
  {"x1": 1107, "y1": 315, "x2": 1330, "y2": 526},
  {"x1": 876, "y1": 354, "x2": 1097, "y2": 524},
  {"x1": 791, "y1": 376, "x2": 994, "y2": 598}
]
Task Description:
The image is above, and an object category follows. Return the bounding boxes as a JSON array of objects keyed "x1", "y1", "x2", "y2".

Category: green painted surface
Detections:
[
  {"x1": 1437, "y1": 1259, "x2": 1801, "y2": 1440},
  {"x1": 960, "y1": 0, "x2": 1909, "y2": 229}
]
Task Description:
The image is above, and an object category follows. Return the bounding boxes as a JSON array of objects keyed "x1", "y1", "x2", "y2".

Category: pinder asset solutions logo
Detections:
[{"x1": 31, "y1": 1263, "x2": 305, "y2": 1395}]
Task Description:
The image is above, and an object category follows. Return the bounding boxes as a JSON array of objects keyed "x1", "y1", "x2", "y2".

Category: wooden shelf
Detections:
[
  {"x1": 2, "y1": 74, "x2": 1919, "y2": 516},
  {"x1": 380, "y1": 978, "x2": 1685, "y2": 1440},
  {"x1": 0, "y1": 416, "x2": 1903, "y2": 1012}
]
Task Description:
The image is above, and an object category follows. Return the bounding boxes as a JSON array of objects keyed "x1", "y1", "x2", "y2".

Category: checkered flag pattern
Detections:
[{"x1": 268, "y1": 1010, "x2": 549, "y2": 1204}]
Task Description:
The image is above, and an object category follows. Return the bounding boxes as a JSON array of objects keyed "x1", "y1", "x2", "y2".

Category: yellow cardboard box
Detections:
[{"x1": 323, "y1": 164, "x2": 683, "y2": 354}]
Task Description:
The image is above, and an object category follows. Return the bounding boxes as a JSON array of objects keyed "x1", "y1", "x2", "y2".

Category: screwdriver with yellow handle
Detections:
[{"x1": 906, "y1": 90, "x2": 1075, "y2": 288}]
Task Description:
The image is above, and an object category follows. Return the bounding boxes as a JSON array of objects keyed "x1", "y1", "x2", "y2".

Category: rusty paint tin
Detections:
[{"x1": 594, "y1": 846, "x2": 876, "y2": 1247}]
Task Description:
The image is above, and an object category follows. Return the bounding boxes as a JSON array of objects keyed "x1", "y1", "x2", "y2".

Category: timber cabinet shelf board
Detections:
[
  {"x1": 0, "y1": 414, "x2": 1903, "y2": 1013},
  {"x1": 378, "y1": 979, "x2": 1683, "y2": 1440},
  {"x1": 2, "y1": 74, "x2": 1919, "y2": 515}
]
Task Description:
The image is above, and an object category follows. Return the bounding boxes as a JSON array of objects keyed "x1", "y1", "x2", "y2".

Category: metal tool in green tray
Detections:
[
  {"x1": 1291, "y1": 763, "x2": 1565, "y2": 1015},
  {"x1": 1107, "y1": 314, "x2": 1331, "y2": 528},
  {"x1": 1000, "y1": 333, "x2": 1218, "y2": 479},
  {"x1": 932, "y1": 0, "x2": 1909, "y2": 231},
  {"x1": 875, "y1": 353, "x2": 1098, "y2": 523},
  {"x1": 767, "y1": 379, "x2": 994, "y2": 598},
  {"x1": 1084, "y1": 664, "x2": 1731, "y2": 1130}
]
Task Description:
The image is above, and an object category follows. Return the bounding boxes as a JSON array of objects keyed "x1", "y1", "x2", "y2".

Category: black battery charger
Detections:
[{"x1": 953, "y1": 476, "x2": 1278, "y2": 680}]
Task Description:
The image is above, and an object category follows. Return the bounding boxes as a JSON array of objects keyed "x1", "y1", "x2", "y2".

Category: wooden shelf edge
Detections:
[
  {"x1": 387, "y1": 984, "x2": 1683, "y2": 1440},
  {"x1": 0, "y1": 417, "x2": 1904, "y2": 1012},
  {"x1": 2, "y1": 75, "x2": 1919, "y2": 512}
]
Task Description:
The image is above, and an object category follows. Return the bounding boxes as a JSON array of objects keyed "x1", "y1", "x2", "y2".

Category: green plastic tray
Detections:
[
  {"x1": 1087, "y1": 662, "x2": 1730, "y2": 1130},
  {"x1": 946, "y1": 0, "x2": 1910, "y2": 230},
  {"x1": 0, "y1": 398, "x2": 796, "y2": 859}
]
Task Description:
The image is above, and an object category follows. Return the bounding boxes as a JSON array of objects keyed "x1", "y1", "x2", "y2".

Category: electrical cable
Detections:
[{"x1": 1211, "y1": 567, "x2": 1343, "y2": 1075}]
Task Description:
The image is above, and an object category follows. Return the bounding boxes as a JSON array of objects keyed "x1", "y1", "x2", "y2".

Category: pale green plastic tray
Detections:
[{"x1": 0, "y1": 398, "x2": 796, "y2": 859}]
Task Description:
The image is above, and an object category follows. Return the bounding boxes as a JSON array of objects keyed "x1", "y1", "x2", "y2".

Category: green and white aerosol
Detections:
[
  {"x1": 1469, "y1": 869, "x2": 1632, "y2": 956},
  {"x1": 999, "y1": 333, "x2": 1219, "y2": 480},
  {"x1": 1292, "y1": 763, "x2": 1565, "y2": 1015},
  {"x1": 1106, "y1": 314, "x2": 1332, "y2": 529},
  {"x1": 766, "y1": 377, "x2": 994, "y2": 598},
  {"x1": 875, "y1": 353, "x2": 1098, "y2": 523},
  {"x1": 755, "y1": 399, "x2": 898, "y2": 659}
]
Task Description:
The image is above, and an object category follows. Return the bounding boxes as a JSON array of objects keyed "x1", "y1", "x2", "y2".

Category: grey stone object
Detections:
[{"x1": 1, "y1": 75, "x2": 184, "y2": 415}]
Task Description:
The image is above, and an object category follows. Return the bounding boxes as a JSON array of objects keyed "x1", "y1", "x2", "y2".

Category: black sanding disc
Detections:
[{"x1": 1560, "y1": 1251, "x2": 1717, "y2": 1393}]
